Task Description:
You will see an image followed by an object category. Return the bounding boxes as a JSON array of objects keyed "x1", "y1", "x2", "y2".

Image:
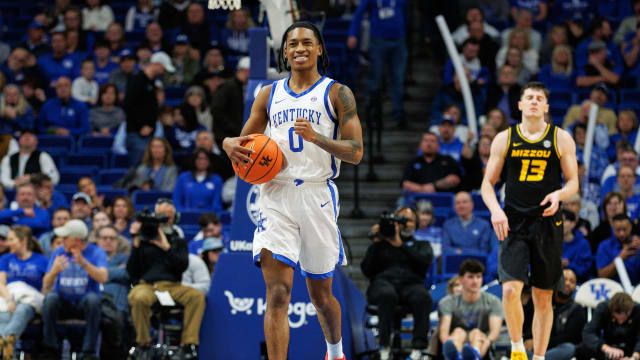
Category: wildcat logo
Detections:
[
  {"x1": 246, "y1": 185, "x2": 261, "y2": 226},
  {"x1": 590, "y1": 283, "x2": 611, "y2": 301},
  {"x1": 259, "y1": 155, "x2": 272, "y2": 167},
  {"x1": 224, "y1": 290, "x2": 254, "y2": 314},
  {"x1": 224, "y1": 290, "x2": 317, "y2": 328}
]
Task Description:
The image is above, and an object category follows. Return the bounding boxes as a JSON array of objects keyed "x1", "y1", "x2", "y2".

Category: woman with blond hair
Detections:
[
  {"x1": 0, "y1": 84, "x2": 35, "y2": 159},
  {"x1": 0, "y1": 226, "x2": 48, "y2": 360},
  {"x1": 538, "y1": 45, "x2": 575, "y2": 90},
  {"x1": 496, "y1": 27, "x2": 539, "y2": 73},
  {"x1": 221, "y1": 8, "x2": 256, "y2": 55},
  {"x1": 504, "y1": 47, "x2": 534, "y2": 86},
  {"x1": 132, "y1": 137, "x2": 178, "y2": 192}
]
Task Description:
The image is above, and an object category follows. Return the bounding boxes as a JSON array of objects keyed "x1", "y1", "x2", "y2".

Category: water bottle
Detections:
[{"x1": 61, "y1": 339, "x2": 71, "y2": 360}]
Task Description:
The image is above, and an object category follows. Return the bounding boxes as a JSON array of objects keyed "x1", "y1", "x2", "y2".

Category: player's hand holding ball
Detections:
[
  {"x1": 294, "y1": 118, "x2": 317, "y2": 142},
  {"x1": 223, "y1": 135, "x2": 256, "y2": 167},
  {"x1": 227, "y1": 134, "x2": 284, "y2": 184}
]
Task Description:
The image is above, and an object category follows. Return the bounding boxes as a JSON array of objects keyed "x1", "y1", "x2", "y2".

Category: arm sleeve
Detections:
[
  {"x1": 0, "y1": 209, "x2": 23, "y2": 223},
  {"x1": 69, "y1": 102, "x2": 90, "y2": 135},
  {"x1": 549, "y1": 305, "x2": 586, "y2": 348},
  {"x1": 184, "y1": 255, "x2": 211, "y2": 294},
  {"x1": 360, "y1": 243, "x2": 381, "y2": 279},
  {"x1": 0, "y1": 155, "x2": 14, "y2": 189},
  {"x1": 403, "y1": 241, "x2": 433, "y2": 275},
  {"x1": 126, "y1": 246, "x2": 145, "y2": 282},
  {"x1": 347, "y1": 0, "x2": 370, "y2": 38},
  {"x1": 107, "y1": 266, "x2": 130, "y2": 284},
  {"x1": 163, "y1": 236, "x2": 189, "y2": 275},
  {"x1": 125, "y1": 7, "x2": 135, "y2": 31},
  {"x1": 39, "y1": 152, "x2": 60, "y2": 185},
  {"x1": 71, "y1": 79, "x2": 89, "y2": 102},
  {"x1": 160, "y1": 166, "x2": 178, "y2": 192},
  {"x1": 582, "y1": 303, "x2": 608, "y2": 352},
  {"x1": 172, "y1": 174, "x2": 186, "y2": 211},
  {"x1": 441, "y1": 221, "x2": 456, "y2": 255}
]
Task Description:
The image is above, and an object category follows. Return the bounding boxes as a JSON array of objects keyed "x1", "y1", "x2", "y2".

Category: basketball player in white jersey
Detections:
[{"x1": 223, "y1": 22, "x2": 363, "y2": 360}]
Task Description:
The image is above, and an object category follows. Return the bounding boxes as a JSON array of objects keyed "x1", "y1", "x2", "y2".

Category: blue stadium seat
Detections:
[
  {"x1": 404, "y1": 192, "x2": 454, "y2": 219},
  {"x1": 219, "y1": 210, "x2": 232, "y2": 225},
  {"x1": 441, "y1": 252, "x2": 487, "y2": 281},
  {"x1": 96, "y1": 186, "x2": 128, "y2": 202},
  {"x1": 471, "y1": 193, "x2": 491, "y2": 221},
  {"x1": 547, "y1": 89, "x2": 572, "y2": 108},
  {"x1": 164, "y1": 86, "x2": 187, "y2": 100},
  {"x1": 41, "y1": 148, "x2": 68, "y2": 168},
  {"x1": 64, "y1": 153, "x2": 108, "y2": 168},
  {"x1": 322, "y1": 30, "x2": 348, "y2": 44},
  {"x1": 132, "y1": 190, "x2": 173, "y2": 208},
  {"x1": 79, "y1": 136, "x2": 114, "y2": 152},
  {"x1": 179, "y1": 209, "x2": 205, "y2": 226},
  {"x1": 99, "y1": 168, "x2": 127, "y2": 186},
  {"x1": 59, "y1": 166, "x2": 98, "y2": 185},
  {"x1": 619, "y1": 89, "x2": 640, "y2": 109},
  {"x1": 37, "y1": 135, "x2": 74, "y2": 152},
  {"x1": 4, "y1": 190, "x2": 15, "y2": 203},
  {"x1": 324, "y1": 18, "x2": 351, "y2": 31},
  {"x1": 111, "y1": 153, "x2": 130, "y2": 168}
]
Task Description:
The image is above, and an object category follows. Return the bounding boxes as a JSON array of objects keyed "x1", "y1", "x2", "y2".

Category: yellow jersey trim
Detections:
[
  {"x1": 504, "y1": 127, "x2": 512, "y2": 159},
  {"x1": 516, "y1": 123, "x2": 550, "y2": 143},
  {"x1": 553, "y1": 127, "x2": 560, "y2": 159}
]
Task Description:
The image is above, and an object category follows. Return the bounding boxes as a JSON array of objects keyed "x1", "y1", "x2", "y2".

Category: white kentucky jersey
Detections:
[{"x1": 266, "y1": 75, "x2": 340, "y2": 182}]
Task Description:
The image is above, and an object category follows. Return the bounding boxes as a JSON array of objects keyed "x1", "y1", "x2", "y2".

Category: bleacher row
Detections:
[{"x1": 404, "y1": 191, "x2": 491, "y2": 227}]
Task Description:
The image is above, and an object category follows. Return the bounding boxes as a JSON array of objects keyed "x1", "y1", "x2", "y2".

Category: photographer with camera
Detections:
[
  {"x1": 126, "y1": 200, "x2": 205, "y2": 360},
  {"x1": 361, "y1": 206, "x2": 434, "y2": 360}
]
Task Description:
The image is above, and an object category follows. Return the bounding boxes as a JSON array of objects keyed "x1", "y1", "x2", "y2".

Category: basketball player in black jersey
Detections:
[{"x1": 480, "y1": 82, "x2": 579, "y2": 360}]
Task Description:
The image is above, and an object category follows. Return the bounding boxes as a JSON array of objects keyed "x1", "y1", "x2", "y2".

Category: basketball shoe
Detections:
[
  {"x1": 510, "y1": 350, "x2": 528, "y2": 360},
  {"x1": 325, "y1": 353, "x2": 346, "y2": 360}
]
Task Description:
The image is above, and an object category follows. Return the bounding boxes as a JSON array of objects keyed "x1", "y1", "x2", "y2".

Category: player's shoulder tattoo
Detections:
[{"x1": 336, "y1": 84, "x2": 357, "y2": 124}]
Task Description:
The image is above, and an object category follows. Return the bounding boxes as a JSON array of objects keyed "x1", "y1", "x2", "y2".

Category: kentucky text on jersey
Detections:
[
  {"x1": 270, "y1": 108, "x2": 323, "y2": 128},
  {"x1": 510, "y1": 149, "x2": 552, "y2": 158}
]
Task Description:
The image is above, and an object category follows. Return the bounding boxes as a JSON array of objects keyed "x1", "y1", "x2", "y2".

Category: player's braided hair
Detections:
[{"x1": 278, "y1": 21, "x2": 330, "y2": 74}]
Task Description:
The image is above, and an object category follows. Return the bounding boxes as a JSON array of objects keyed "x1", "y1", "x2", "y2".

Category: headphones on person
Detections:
[{"x1": 155, "y1": 198, "x2": 181, "y2": 225}]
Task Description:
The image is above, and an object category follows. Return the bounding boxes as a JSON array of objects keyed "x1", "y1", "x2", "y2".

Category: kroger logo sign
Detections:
[{"x1": 224, "y1": 290, "x2": 317, "y2": 328}]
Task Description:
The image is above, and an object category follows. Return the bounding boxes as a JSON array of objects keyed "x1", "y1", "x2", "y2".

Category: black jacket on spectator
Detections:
[
  {"x1": 211, "y1": 77, "x2": 244, "y2": 146},
  {"x1": 10, "y1": 150, "x2": 41, "y2": 179},
  {"x1": 549, "y1": 299, "x2": 586, "y2": 348},
  {"x1": 361, "y1": 237, "x2": 433, "y2": 286},
  {"x1": 476, "y1": 35, "x2": 500, "y2": 75},
  {"x1": 158, "y1": 1, "x2": 188, "y2": 29},
  {"x1": 402, "y1": 154, "x2": 460, "y2": 187},
  {"x1": 486, "y1": 83, "x2": 522, "y2": 122},
  {"x1": 579, "y1": 302, "x2": 640, "y2": 358},
  {"x1": 126, "y1": 230, "x2": 188, "y2": 284},
  {"x1": 123, "y1": 71, "x2": 158, "y2": 134}
]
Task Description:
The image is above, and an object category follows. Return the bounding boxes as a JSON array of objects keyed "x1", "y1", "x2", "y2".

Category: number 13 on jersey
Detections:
[{"x1": 519, "y1": 159, "x2": 547, "y2": 182}]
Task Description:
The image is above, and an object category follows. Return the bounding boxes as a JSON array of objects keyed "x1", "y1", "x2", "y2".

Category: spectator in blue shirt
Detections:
[
  {"x1": 510, "y1": 0, "x2": 547, "y2": 21},
  {"x1": 575, "y1": 17, "x2": 620, "y2": 69},
  {"x1": 0, "y1": 226, "x2": 49, "y2": 360},
  {"x1": 551, "y1": 0, "x2": 595, "y2": 25},
  {"x1": 125, "y1": 0, "x2": 159, "y2": 32},
  {"x1": 0, "y1": 183, "x2": 50, "y2": 236},
  {"x1": 37, "y1": 77, "x2": 90, "y2": 136},
  {"x1": 173, "y1": 148, "x2": 223, "y2": 212},
  {"x1": 0, "y1": 85, "x2": 35, "y2": 136},
  {"x1": 413, "y1": 199, "x2": 442, "y2": 258},
  {"x1": 220, "y1": 8, "x2": 254, "y2": 56},
  {"x1": 188, "y1": 212, "x2": 224, "y2": 255},
  {"x1": 443, "y1": 39, "x2": 490, "y2": 87},
  {"x1": 37, "y1": 32, "x2": 79, "y2": 89},
  {"x1": 576, "y1": 42, "x2": 621, "y2": 89},
  {"x1": 31, "y1": 173, "x2": 68, "y2": 219},
  {"x1": 601, "y1": 166, "x2": 640, "y2": 216},
  {"x1": 442, "y1": 192, "x2": 493, "y2": 256},
  {"x1": 164, "y1": 104, "x2": 207, "y2": 154},
  {"x1": 38, "y1": 208, "x2": 71, "y2": 258},
  {"x1": 40, "y1": 219, "x2": 108, "y2": 359},
  {"x1": 538, "y1": 45, "x2": 576, "y2": 90},
  {"x1": 92, "y1": 40, "x2": 119, "y2": 87},
  {"x1": 431, "y1": 68, "x2": 486, "y2": 125},
  {"x1": 560, "y1": 210, "x2": 593, "y2": 282},
  {"x1": 596, "y1": 214, "x2": 640, "y2": 285},
  {"x1": 348, "y1": 0, "x2": 408, "y2": 127},
  {"x1": 608, "y1": 110, "x2": 637, "y2": 161},
  {"x1": 438, "y1": 118, "x2": 464, "y2": 163},
  {"x1": 574, "y1": 123, "x2": 610, "y2": 183}
]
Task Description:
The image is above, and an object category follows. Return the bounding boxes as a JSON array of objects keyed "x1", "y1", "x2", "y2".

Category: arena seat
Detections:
[
  {"x1": 79, "y1": 135, "x2": 114, "y2": 152},
  {"x1": 111, "y1": 153, "x2": 130, "y2": 168},
  {"x1": 59, "y1": 166, "x2": 98, "y2": 185},
  {"x1": 96, "y1": 186, "x2": 128, "y2": 202},
  {"x1": 37, "y1": 135, "x2": 74, "y2": 152},
  {"x1": 440, "y1": 252, "x2": 487, "y2": 282},
  {"x1": 132, "y1": 190, "x2": 173, "y2": 208},
  {"x1": 64, "y1": 153, "x2": 108, "y2": 168},
  {"x1": 99, "y1": 168, "x2": 127, "y2": 186},
  {"x1": 179, "y1": 209, "x2": 206, "y2": 226},
  {"x1": 574, "y1": 278, "x2": 624, "y2": 321},
  {"x1": 404, "y1": 192, "x2": 454, "y2": 219}
]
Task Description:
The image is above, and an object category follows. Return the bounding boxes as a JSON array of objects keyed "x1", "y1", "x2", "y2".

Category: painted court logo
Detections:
[{"x1": 224, "y1": 290, "x2": 317, "y2": 328}]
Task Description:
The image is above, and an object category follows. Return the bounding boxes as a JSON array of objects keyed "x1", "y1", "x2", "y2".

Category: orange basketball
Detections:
[{"x1": 233, "y1": 134, "x2": 283, "y2": 184}]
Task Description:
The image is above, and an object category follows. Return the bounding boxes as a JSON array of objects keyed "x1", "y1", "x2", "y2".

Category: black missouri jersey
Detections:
[{"x1": 504, "y1": 123, "x2": 563, "y2": 215}]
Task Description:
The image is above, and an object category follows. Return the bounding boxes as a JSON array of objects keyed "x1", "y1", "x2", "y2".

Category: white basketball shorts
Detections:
[{"x1": 252, "y1": 178, "x2": 346, "y2": 278}]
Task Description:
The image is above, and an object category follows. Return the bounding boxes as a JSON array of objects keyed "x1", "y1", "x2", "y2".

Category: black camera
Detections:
[
  {"x1": 377, "y1": 211, "x2": 408, "y2": 238},
  {"x1": 135, "y1": 208, "x2": 169, "y2": 242}
]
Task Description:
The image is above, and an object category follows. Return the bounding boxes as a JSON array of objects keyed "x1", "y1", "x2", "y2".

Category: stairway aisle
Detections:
[{"x1": 335, "y1": 42, "x2": 444, "y2": 292}]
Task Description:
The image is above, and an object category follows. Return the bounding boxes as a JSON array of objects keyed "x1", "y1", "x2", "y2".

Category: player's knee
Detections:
[
  {"x1": 266, "y1": 283, "x2": 292, "y2": 309},
  {"x1": 502, "y1": 282, "x2": 522, "y2": 302}
]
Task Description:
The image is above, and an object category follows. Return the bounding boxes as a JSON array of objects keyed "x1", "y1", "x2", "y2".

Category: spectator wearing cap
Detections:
[
  {"x1": 414, "y1": 200, "x2": 443, "y2": 258},
  {"x1": 38, "y1": 208, "x2": 71, "y2": 257},
  {"x1": 17, "y1": 21, "x2": 51, "y2": 57},
  {"x1": 211, "y1": 56, "x2": 249, "y2": 146},
  {"x1": 181, "y1": 3, "x2": 218, "y2": 55},
  {"x1": 123, "y1": 50, "x2": 174, "y2": 165},
  {"x1": 40, "y1": 219, "x2": 108, "y2": 359},
  {"x1": 437, "y1": 117, "x2": 464, "y2": 163},
  {"x1": 70, "y1": 192, "x2": 93, "y2": 229},
  {"x1": 166, "y1": 34, "x2": 199, "y2": 86},
  {"x1": 189, "y1": 212, "x2": 224, "y2": 254},
  {"x1": 560, "y1": 210, "x2": 594, "y2": 282},
  {"x1": 0, "y1": 131, "x2": 59, "y2": 190},
  {"x1": 576, "y1": 18, "x2": 622, "y2": 70},
  {"x1": 92, "y1": 40, "x2": 119, "y2": 87},
  {"x1": 596, "y1": 214, "x2": 640, "y2": 285},
  {"x1": 0, "y1": 183, "x2": 50, "y2": 237},
  {"x1": 199, "y1": 237, "x2": 224, "y2": 275},
  {"x1": 90, "y1": 83, "x2": 126, "y2": 136},
  {"x1": 0, "y1": 225, "x2": 49, "y2": 360},
  {"x1": 37, "y1": 32, "x2": 80, "y2": 88},
  {"x1": 182, "y1": 253, "x2": 211, "y2": 294},
  {"x1": 0, "y1": 226, "x2": 10, "y2": 257},
  {"x1": 31, "y1": 173, "x2": 68, "y2": 218},
  {"x1": 109, "y1": 49, "x2": 138, "y2": 102},
  {"x1": 82, "y1": 0, "x2": 114, "y2": 32},
  {"x1": 37, "y1": 76, "x2": 90, "y2": 136},
  {"x1": 565, "y1": 84, "x2": 617, "y2": 134},
  {"x1": 125, "y1": 0, "x2": 159, "y2": 32},
  {"x1": 576, "y1": 40, "x2": 621, "y2": 88},
  {"x1": 402, "y1": 133, "x2": 461, "y2": 194},
  {"x1": 173, "y1": 148, "x2": 223, "y2": 213}
]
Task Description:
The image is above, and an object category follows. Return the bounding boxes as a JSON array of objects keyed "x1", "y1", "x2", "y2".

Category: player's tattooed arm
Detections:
[{"x1": 311, "y1": 84, "x2": 363, "y2": 164}]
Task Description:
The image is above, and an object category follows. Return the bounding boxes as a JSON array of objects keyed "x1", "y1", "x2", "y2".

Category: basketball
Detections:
[{"x1": 233, "y1": 134, "x2": 283, "y2": 184}]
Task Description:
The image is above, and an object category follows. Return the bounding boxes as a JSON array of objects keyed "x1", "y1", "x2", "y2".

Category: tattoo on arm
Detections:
[{"x1": 310, "y1": 85, "x2": 363, "y2": 164}]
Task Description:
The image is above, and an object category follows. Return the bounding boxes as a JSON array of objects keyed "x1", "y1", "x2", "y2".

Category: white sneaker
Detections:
[
  {"x1": 409, "y1": 349, "x2": 423, "y2": 360},
  {"x1": 379, "y1": 347, "x2": 391, "y2": 360}
]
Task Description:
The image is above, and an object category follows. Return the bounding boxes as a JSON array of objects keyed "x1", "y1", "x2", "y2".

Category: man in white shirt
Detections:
[{"x1": 0, "y1": 131, "x2": 59, "y2": 189}]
